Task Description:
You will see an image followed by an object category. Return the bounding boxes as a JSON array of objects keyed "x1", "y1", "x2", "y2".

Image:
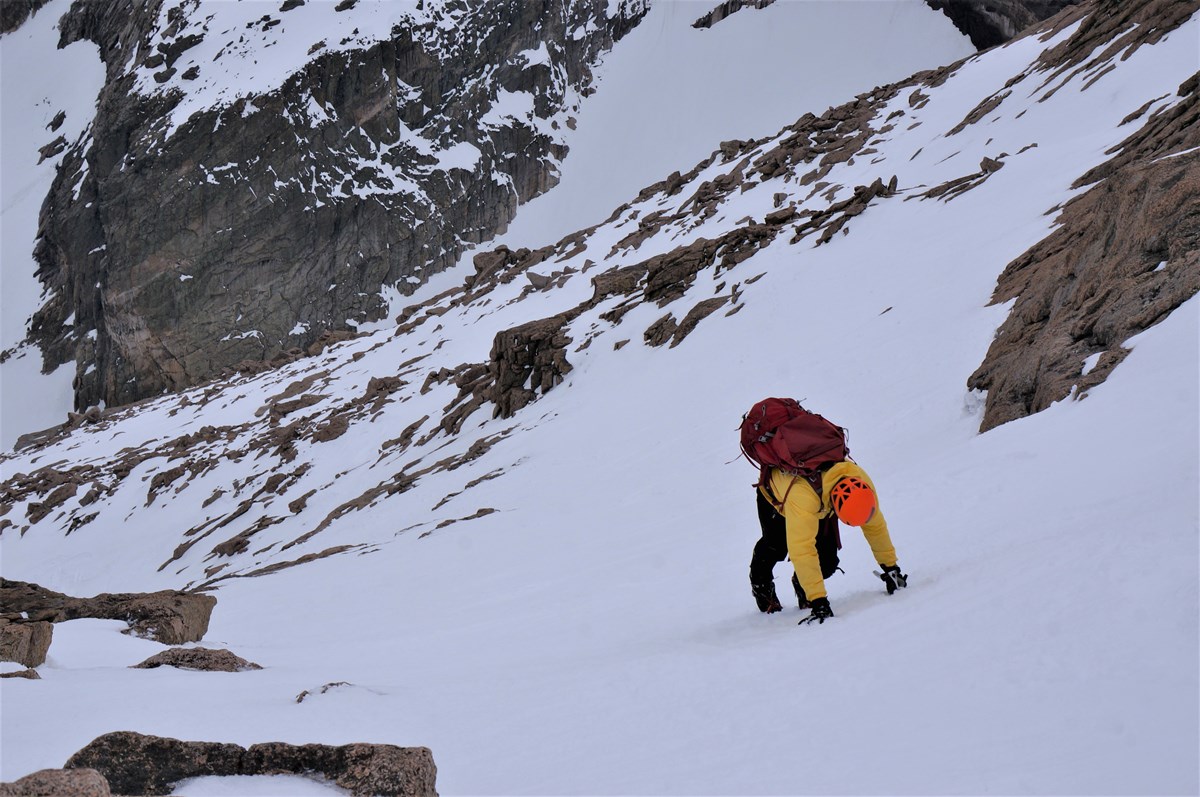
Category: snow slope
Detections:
[
  {"x1": 497, "y1": 0, "x2": 975, "y2": 247},
  {"x1": 2, "y1": 3, "x2": 1197, "y2": 795}
]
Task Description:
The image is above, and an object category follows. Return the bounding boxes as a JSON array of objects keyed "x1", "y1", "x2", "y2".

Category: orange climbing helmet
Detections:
[{"x1": 830, "y1": 477, "x2": 876, "y2": 526}]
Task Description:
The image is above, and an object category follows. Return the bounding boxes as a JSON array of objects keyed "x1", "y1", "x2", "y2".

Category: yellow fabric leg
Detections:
[{"x1": 769, "y1": 470, "x2": 828, "y2": 601}]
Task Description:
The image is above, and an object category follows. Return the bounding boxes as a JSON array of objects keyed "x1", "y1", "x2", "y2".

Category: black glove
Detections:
[
  {"x1": 798, "y1": 596, "x2": 833, "y2": 625},
  {"x1": 875, "y1": 564, "x2": 908, "y2": 595},
  {"x1": 752, "y1": 583, "x2": 782, "y2": 614}
]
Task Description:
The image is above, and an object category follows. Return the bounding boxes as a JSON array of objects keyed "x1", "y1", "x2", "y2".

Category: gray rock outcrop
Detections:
[
  {"x1": 26, "y1": 0, "x2": 648, "y2": 412},
  {"x1": 65, "y1": 731, "x2": 437, "y2": 797}
]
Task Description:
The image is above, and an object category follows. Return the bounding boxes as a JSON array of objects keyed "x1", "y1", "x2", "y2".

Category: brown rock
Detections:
[
  {"x1": 488, "y1": 314, "x2": 575, "y2": 418},
  {"x1": 980, "y1": 156, "x2": 1005, "y2": 173},
  {"x1": 65, "y1": 731, "x2": 438, "y2": 796},
  {"x1": 589, "y1": 264, "x2": 647, "y2": 301},
  {"x1": 36, "y1": 135, "x2": 67, "y2": 164},
  {"x1": 0, "y1": 768, "x2": 110, "y2": 796},
  {"x1": 131, "y1": 647, "x2": 262, "y2": 672},
  {"x1": 670, "y1": 297, "x2": 730, "y2": 348},
  {"x1": 65, "y1": 732, "x2": 243, "y2": 795},
  {"x1": 0, "y1": 619, "x2": 53, "y2": 668},
  {"x1": 764, "y1": 206, "x2": 797, "y2": 225},
  {"x1": 643, "y1": 314, "x2": 679, "y2": 348},
  {"x1": 968, "y1": 77, "x2": 1199, "y2": 431},
  {"x1": 0, "y1": 668, "x2": 41, "y2": 680},
  {"x1": 306, "y1": 329, "x2": 359, "y2": 358},
  {"x1": 0, "y1": 579, "x2": 215, "y2": 645}
]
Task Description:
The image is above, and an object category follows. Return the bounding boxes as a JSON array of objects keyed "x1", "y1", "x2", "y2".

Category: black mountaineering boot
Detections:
[
  {"x1": 791, "y1": 573, "x2": 810, "y2": 610},
  {"x1": 752, "y1": 582, "x2": 783, "y2": 614}
]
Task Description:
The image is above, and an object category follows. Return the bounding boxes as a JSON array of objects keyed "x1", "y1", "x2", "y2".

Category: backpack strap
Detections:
[
  {"x1": 767, "y1": 472, "x2": 802, "y2": 512},
  {"x1": 766, "y1": 468, "x2": 826, "y2": 513}
]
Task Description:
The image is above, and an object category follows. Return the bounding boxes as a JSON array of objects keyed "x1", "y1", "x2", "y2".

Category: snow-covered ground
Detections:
[{"x1": 2, "y1": 2, "x2": 1197, "y2": 795}]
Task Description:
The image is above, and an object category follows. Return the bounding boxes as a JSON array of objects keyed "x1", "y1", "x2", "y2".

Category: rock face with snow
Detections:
[
  {"x1": 12, "y1": 0, "x2": 1090, "y2": 419},
  {"x1": 0, "y1": 2, "x2": 1197, "y2": 792},
  {"x1": 966, "y1": 0, "x2": 1200, "y2": 429},
  {"x1": 0, "y1": 0, "x2": 49, "y2": 35},
  {"x1": 26, "y1": 0, "x2": 648, "y2": 411},
  {"x1": 692, "y1": 0, "x2": 1077, "y2": 44},
  {"x1": 923, "y1": 0, "x2": 1080, "y2": 49},
  {"x1": 1, "y1": 0, "x2": 1194, "y2": 584}
]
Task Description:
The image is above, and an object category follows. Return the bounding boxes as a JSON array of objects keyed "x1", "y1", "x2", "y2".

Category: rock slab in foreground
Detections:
[{"x1": 65, "y1": 731, "x2": 437, "y2": 796}]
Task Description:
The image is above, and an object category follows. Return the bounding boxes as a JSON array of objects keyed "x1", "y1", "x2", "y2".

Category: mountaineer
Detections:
[{"x1": 740, "y1": 398, "x2": 908, "y2": 625}]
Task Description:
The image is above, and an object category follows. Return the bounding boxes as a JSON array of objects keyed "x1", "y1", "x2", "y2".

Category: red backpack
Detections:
[{"x1": 739, "y1": 398, "x2": 848, "y2": 497}]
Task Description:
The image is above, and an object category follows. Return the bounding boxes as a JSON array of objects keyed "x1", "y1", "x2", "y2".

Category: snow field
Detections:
[{"x1": 2, "y1": 2, "x2": 1198, "y2": 795}]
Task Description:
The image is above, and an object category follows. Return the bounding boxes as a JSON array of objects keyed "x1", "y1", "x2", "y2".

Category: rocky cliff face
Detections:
[
  {"x1": 26, "y1": 0, "x2": 647, "y2": 411},
  {"x1": 923, "y1": 0, "x2": 1080, "y2": 49},
  {"x1": 0, "y1": 0, "x2": 49, "y2": 35},
  {"x1": 966, "y1": 0, "x2": 1200, "y2": 429},
  {"x1": 689, "y1": 0, "x2": 1078, "y2": 46}
]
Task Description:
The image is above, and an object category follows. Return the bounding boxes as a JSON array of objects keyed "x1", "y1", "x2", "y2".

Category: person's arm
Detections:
[{"x1": 860, "y1": 509, "x2": 897, "y2": 569}]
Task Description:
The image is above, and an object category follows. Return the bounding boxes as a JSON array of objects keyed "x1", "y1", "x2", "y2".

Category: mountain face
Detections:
[
  {"x1": 1, "y1": 1, "x2": 1197, "y2": 792},
  {"x1": 23, "y1": 0, "x2": 647, "y2": 411},
  {"x1": 2, "y1": 0, "x2": 1194, "y2": 577},
  {"x1": 10, "y1": 0, "x2": 1080, "y2": 420}
]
